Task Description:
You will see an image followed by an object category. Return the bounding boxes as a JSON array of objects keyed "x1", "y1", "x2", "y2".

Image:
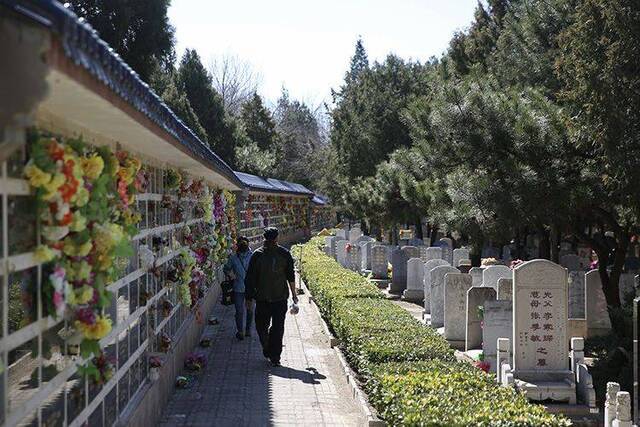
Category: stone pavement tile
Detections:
[{"x1": 159, "y1": 286, "x2": 364, "y2": 426}]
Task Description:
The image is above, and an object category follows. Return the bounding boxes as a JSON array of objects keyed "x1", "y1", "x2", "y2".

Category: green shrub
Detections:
[{"x1": 297, "y1": 238, "x2": 568, "y2": 426}]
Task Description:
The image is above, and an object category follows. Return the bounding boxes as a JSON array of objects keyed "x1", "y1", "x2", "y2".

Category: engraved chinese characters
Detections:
[{"x1": 513, "y1": 260, "x2": 568, "y2": 372}]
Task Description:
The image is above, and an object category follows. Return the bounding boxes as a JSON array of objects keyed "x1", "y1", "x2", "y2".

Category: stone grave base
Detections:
[
  {"x1": 446, "y1": 339, "x2": 466, "y2": 351},
  {"x1": 543, "y1": 403, "x2": 600, "y2": 426},
  {"x1": 369, "y1": 278, "x2": 389, "y2": 289},
  {"x1": 568, "y1": 318, "x2": 587, "y2": 343},
  {"x1": 388, "y1": 283, "x2": 405, "y2": 294},
  {"x1": 514, "y1": 371, "x2": 576, "y2": 405},
  {"x1": 401, "y1": 289, "x2": 424, "y2": 302}
]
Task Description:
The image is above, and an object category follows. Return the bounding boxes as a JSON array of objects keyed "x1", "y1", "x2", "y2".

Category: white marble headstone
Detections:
[
  {"x1": 423, "y1": 259, "x2": 450, "y2": 314},
  {"x1": 466, "y1": 286, "x2": 497, "y2": 350},
  {"x1": 360, "y1": 241, "x2": 374, "y2": 271},
  {"x1": 453, "y1": 248, "x2": 470, "y2": 267},
  {"x1": 404, "y1": 258, "x2": 425, "y2": 300},
  {"x1": 444, "y1": 273, "x2": 473, "y2": 343},
  {"x1": 430, "y1": 265, "x2": 459, "y2": 328},
  {"x1": 513, "y1": 260, "x2": 568, "y2": 372},
  {"x1": 424, "y1": 246, "x2": 442, "y2": 261},
  {"x1": 482, "y1": 300, "x2": 513, "y2": 372},
  {"x1": 349, "y1": 228, "x2": 362, "y2": 243},
  {"x1": 469, "y1": 267, "x2": 483, "y2": 287},
  {"x1": 336, "y1": 240, "x2": 348, "y2": 267},
  {"x1": 482, "y1": 265, "x2": 511, "y2": 290}
]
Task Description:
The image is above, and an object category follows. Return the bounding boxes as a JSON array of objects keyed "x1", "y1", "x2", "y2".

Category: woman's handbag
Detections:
[{"x1": 220, "y1": 279, "x2": 234, "y2": 306}]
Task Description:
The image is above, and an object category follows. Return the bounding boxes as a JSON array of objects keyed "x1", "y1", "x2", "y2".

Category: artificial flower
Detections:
[
  {"x1": 53, "y1": 291, "x2": 66, "y2": 317},
  {"x1": 63, "y1": 238, "x2": 93, "y2": 257},
  {"x1": 74, "y1": 187, "x2": 90, "y2": 207},
  {"x1": 41, "y1": 173, "x2": 66, "y2": 200},
  {"x1": 75, "y1": 315, "x2": 112, "y2": 340},
  {"x1": 49, "y1": 266, "x2": 67, "y2": 292},
  {"x1": 25, "y1": 164, "x2": 52, "y2": 187},
  {"x1": 42, "y1": 225, "x2": 70, "y2": 242},
  {"x1": 69, "y1": 212, "x2": 87, "y2": 232},
  {"x1": 75, "y1": 286, "x2": 95, "y2": 305},
  {"x1": 81, "y1": 154, "x2": 104, "y2": 180},
  {"x1": 34, "y1": 245, "x2": 58, "y2": 263}
]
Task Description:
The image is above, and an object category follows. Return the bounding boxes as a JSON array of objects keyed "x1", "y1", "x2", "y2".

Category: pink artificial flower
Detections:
[{"x1": 53, "y1": 291, "x2": 65, "y2": 316}]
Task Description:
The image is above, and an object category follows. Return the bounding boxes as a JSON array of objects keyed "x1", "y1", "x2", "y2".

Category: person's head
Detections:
[
  {"x1": 236, "y1": 236, "x2": 249, "y2": 253},
  {"x1": 263, "y1": 227, "x2": 279, "y2": 245}
]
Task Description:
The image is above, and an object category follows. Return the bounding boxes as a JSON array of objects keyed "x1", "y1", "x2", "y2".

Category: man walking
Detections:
[{"x1": 245, "y1": 227, "x2": 298, "y2": 366}]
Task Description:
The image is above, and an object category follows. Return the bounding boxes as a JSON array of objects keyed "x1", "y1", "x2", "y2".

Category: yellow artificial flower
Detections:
[
  {"x1": 81, "y1": 154, "x2": 104, "y2": 180},
  {"x1": 63, "y1": 238, "x2": 93, "y2": 257},
  {"x1": 69, "y1": 212, "x2": 87, "y2": 232},
  {"x1": 34, "y1": 245, "x2": 57, "y2": 263},
  {"x1": 73, "y1": 187, "x2": 90, "y2": 207},
  {"x1": 25, "y1": 164, "x2": 52, "y2": 188},
  {"x1": 67, "y1": 260, "x2": 92, "y2": 282},
  {"x1": 65, "y1": 282, "x2": 77, "y2": 306},
  {"x1": 75, "y1": 286, "x2": 95, "y2": 304},
  {"x1": 42, "y1": 173, "x2": 66, "y2": 200},
  {"x1": 117, "y1": 166, "x2": 135, "y2": 185},
  {"x1": 75, "y1": 316, "x2": 112, "y2": 340}
]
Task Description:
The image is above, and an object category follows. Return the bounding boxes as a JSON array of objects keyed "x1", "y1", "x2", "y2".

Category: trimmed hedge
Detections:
[{"x1": 296, "y1": 237, "x2": 568, "y2": 426}]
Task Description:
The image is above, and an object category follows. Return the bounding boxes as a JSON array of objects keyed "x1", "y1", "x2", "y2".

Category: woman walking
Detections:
[{"x1": 224, "y1": 236, "x2": 254, "y2": 340}]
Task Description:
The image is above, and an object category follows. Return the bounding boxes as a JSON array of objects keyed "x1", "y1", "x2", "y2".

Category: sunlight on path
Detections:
[{"x1": 159, "y1": 289, "x2": 362, "y2": 426}]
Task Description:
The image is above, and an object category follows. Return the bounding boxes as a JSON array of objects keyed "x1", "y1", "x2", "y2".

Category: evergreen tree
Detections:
[
  {"x1": 70, "y1": 0, "x2": 175, "y2": 82},
  {"x1": 177, "y1": 49, "x2": 236, "y2": 164},
  {"x1": 240, "y1": 93, "x2": 279, "y2": 151},
  {"x1": 345, "y1": 38, "x2": 369, "y2": 84}
]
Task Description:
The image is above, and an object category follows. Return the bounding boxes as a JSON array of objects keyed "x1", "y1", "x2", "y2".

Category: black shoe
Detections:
[
  {"x1": 236, "y1": 332, "x2": 244, "y2": 340},
  {"x1": 270, "y1": 359, "x2": 281, "y2": 367}
]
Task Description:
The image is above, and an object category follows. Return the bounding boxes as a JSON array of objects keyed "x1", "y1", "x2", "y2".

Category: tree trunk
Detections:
[
  {"x1": 414, "y1": 216, "x2": 423, "y2": 240},
  {"x1": 429, "y1": 225, "x2": 439, "y2": 246},
  {"x1": 538, "y1": 227, "x2": 550, "y2": 260},
  {"x1": 550, "y1": 225, "x2": 560, "y2": 263}
]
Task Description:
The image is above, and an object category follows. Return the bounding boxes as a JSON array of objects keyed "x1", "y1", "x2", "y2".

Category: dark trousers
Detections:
[{"x1": 255, "y1": 300, "x2": 287, "y2": 362}]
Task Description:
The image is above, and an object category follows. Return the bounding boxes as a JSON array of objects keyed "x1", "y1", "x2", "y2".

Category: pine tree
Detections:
[
  {"x1": 345, "y1": 38, "x2": 369, "y2": 84},
  {"x1": 240, "y1": 93, "x2": 279, "y2": 151}
]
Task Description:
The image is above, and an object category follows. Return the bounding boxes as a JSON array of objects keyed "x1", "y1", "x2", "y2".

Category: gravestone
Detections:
[
  {"x1": 497, "y1": 278, "x2": 513, "y2": 301},
  {"x1": 371, "y1": 245, "x2": 388, "y2": 279},
  {"x1": 350, "y1": 244, "x2": 362, "y2": 272},
  {"x1": 508, "y1": 260, "x2": 576, "y2": 403},
  {"x1": 423, "y1": 259, "x2": 450, "y2": 314},
  {"x1": 466, "y1": 286, "x2": 496, "y2": 351},
  {"x1": 483, "y1": 300, "x2": 513, "y2": 372},
  {"x1": 325, "y1": 236, "x2": 335, "y2": 257},
  {"x1": 424, "y1": 246, "x2": 442, "y2": 261},
  {"x1": 483, "y1": 265, "x2": 511, "y2": 290},
  {"x1": 390, "y1": 248, "x2": 409, "y2": 293},
  {"x1": 438, "y1": 238, "x2": 454, "y2": 265},
  {"x1": 407, "y1": 238, "x2": 424, "y2": 247},
  {"x1": 502, "y1": 244, "x2": 513, "y2": 263},
  {"x1": 513, "y1": 260, "x2": 568, "y2": 371},
  {"x1": 458, "y1": 262, "x2": 472, "y2": 274},
  {"x1": 585, "y1": 270, "x2": 612, "y2": 337},
  {"x1": 453, "y1": 248, "x2": 470, "y2": 267},
  {"x1": 349, "y1": 228, "x2": 362, "y2": 243},
  {"x1": 361, "y1": 241, "x2": 374, "y2": 271},
  {"x1": 336, "y1": 229, "x2": 346, "y2": 240},
  {"x1": 336, "y1": 240, "x2": 348, "y2": 267},
  {"x1": 444, "y1": 273, "x2": 473, "y2": 348},
  {"x1": 404, "y1": 258, "x2": 425, "y2": 301},
  {"x1": 330, "y1": 236, "x2": 345, "y2": 260},
  {"x1": 430, "y1": 265, "x2": 459, "y2": 328},
  {"x1": 561, "y1": 254, "x2": 584, "y2": 271},
  {"x1": 568, "y1": 271, "x2": 586, "y2": 319},
  {"x1": 469, "y1": 267, "x2": 483, "y2": 287},
  {"x1": 385, "y1": 245, "x2": 395, "y2": 264},
  {"x1": 356, "y1": 235, "x2": 374, "y2": 245},
  {"x1": 401, "y1": 245, "x2": 419, "y2": 260}
]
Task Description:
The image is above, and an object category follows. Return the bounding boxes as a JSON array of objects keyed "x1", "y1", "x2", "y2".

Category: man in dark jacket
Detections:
[{"x1": 245, "y1": 227, "x2": 298, "y2": 366}]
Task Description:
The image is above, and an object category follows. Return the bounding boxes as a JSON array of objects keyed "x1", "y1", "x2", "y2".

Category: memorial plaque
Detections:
[
  {"x1": 513, "y1": 260, "x2": 568, "y2": 372},
  {"x1": 423, "y1": 259, "x2": 450, "y2": 314},
  {"x1": 466, "y1": 286, "x2": 497, "y2": 350},
  {"x1": 430, "y1": 265, "x2": 459, "y2": 328}
]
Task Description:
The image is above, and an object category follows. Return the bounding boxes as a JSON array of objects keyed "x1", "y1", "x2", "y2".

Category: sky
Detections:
[{"x1": 168, "y1": 0, "x2": 479, "y2": 105}]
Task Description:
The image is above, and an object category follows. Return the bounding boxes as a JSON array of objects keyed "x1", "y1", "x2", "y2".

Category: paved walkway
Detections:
[{"x1": 159, "y1": 287, "x2": 363, "y2": 427}]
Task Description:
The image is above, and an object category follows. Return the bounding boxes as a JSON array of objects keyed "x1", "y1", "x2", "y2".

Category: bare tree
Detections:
[{"x1": 208, "y1": 53, "x2": 261, "y2": 115}]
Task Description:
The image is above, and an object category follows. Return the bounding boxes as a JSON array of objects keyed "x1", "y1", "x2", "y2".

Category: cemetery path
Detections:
[{"x1": 159, "y1": 287, "x2": 363, "y2": 427}]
